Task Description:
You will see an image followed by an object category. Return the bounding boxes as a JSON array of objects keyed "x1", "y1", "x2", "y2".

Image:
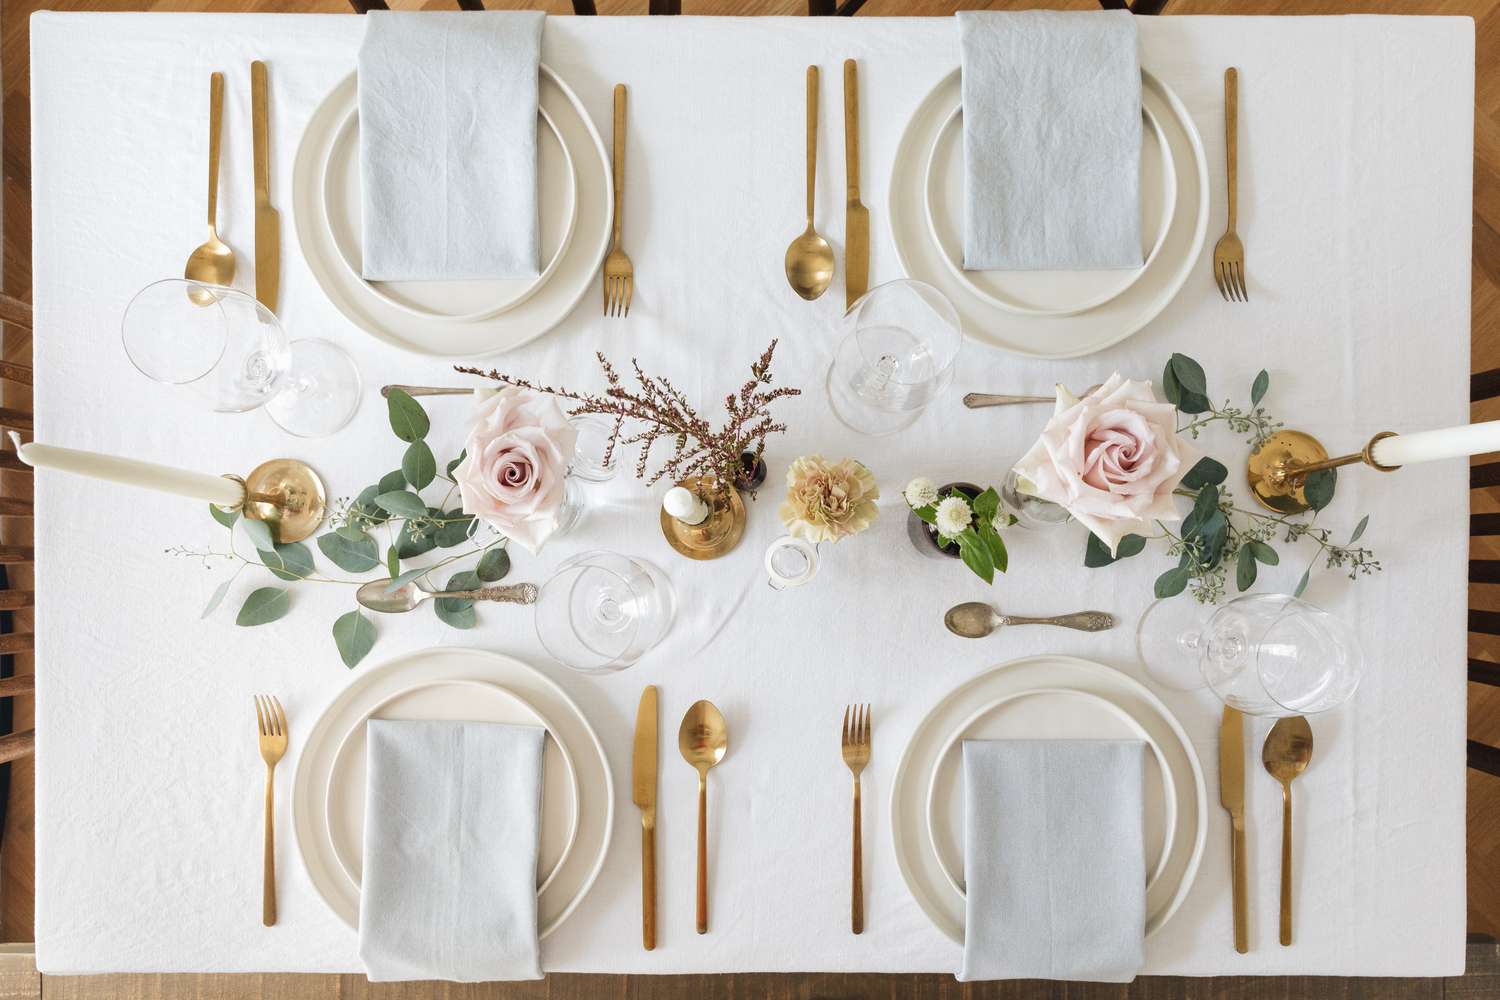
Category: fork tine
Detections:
[
  {"x1": 254, "y1": 695, "x2": 267, "y2": 736},
  {"x1": 611, "y1": 277, "x2": 621, "y2": 318},
  {"x1": 623, "y1": 278, "x2": 632, "y2": 318},
  {"x1": 862, "y1": 704, "x2": 871, "y2": 747},
  {"x1": 842, "y1": 704, "x2": 851, "y2": 747},
  {"x1": 272, "y1": 696, "x2": 286, "y2": 738},
  {"x1": 1213, "y1": 261, "x2": 1228, "y2": 301},
  {"x1": 1234, "y1": 260, "x2": 1248, "y2": 302}
]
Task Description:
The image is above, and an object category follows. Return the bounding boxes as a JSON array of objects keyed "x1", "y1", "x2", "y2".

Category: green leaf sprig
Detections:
[{"x1": 908, "y1": 484, "x2": 1011, "y2": 585}]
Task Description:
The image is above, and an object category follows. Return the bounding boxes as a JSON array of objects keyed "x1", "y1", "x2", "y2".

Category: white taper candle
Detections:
[
  {"x1": 1370, "y1": 420, "x2": 1500, "y2": 467},
  {"x1": 662, "y1": 486, "x2": 709, "y2": 525},
  {"x1": 9, "y1": 434, "x2": 244, "y2": 506}
]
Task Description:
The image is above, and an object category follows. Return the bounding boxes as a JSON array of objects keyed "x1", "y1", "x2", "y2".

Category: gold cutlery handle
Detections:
[
  {"x1": 696, "y1": 772, "x2": 708, "y2": 934},
  {"x1": 380, "y1": 384, "x2": 473, "y2": 398},
  {"x1": 252, "y1": 61, "x2": 270, "y2": 202},
  {"x1": 444, "y1": 583, "x2": 538, "y2": 605},
  {"x1": 208, "y1": 72, "x2": 224, "y2": 229},
  {"x1": 997, "y1": 611, "x2": 1115, "y2": 632},
  {"x1": 1224, "y1": 67, "x2": 1238, "y2": 233},
  {"x1": 843, "y1": 60, "x2": 859, "y2": 201},
  {"x1": 611, "y1": 84, "x2": 625, "y2": 247},
  {"x1": 963, "y1": 392, "x2": 1054, "y2": 408},
  {"x1": 1279, "y1": 783, "x2": 1292, "y2": 946},
  {"x1": 263, "y1": 763, "x2": 276, "y2": 926},
  {"x1": 851, "y1": 776, "x2": 864, "y2": 934},
  {"x1": 642, "y1": 814, "x2": 657, "y2": 950},
  {"x1": 805, "y1": 65, "x2": 818, "y2": 224},
  {"x1": 1231, "y1": 817, "x2": 1248, "y2": 953}
]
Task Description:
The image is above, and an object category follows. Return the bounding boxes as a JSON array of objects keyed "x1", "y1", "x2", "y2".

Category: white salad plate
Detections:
[
  {"x1": 889, "y1": 68, "x2": 1208, "y2": 359},
  {"x1": 891, "y1": 655, "x2": 1207, "y2": 944},
  {"x1": 292, "y1": 66, "x2": 611, "y2": 358},
  {"x1": 322, "y1": 678, "x2": 580, "y2": 898},
  {"x1": 291, "y1": 647, "x2": 613, "y2": 938}
]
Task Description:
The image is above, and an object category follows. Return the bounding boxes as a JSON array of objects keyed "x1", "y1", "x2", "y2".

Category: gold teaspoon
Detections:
[
  {"x1": 184, "y1": 72, "x2": 235, "y2": 304},
  {"x1": 784, "y1": 66, "x2": 834, "y2": 301},
  {"x1": 678, "y1": 700, "x2": 728, "y2": 934},
  {"x1": 1263, "y1": 715, "x2": 1313, "y2": 946}
]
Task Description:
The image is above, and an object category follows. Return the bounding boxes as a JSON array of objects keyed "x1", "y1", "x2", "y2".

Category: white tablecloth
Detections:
[{"x1": 28, "y1": 12, "x2": 1472, "y2": 977}]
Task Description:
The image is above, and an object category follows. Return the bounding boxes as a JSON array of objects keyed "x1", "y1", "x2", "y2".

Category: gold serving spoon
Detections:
[
  {"x1": 679, "y1": 700, "x2": 728, "y2": 935},
  {"x1": 355, "y1": 577, "x2": 537, "y2": 614},
  {"x1": 185, "y1": 72, "x2": 235, "y2": 305},
  {"x1": 1263, "y1": 715, "x2": 1313, "y2": 946},
  {"x1": 943, "y1": 601, "x2": 1115, "y2": 637},
  {"x1": 784, "y1": 65, "x2": 834, "y2": 301}
]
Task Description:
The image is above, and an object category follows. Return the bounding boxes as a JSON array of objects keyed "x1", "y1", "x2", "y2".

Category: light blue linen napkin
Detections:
[
  {"x1": 358, "y1": 719, "x2": 546, "y2": 982},
  {"x1": 957, "y1": 10, "x2": 1143, "y2": 271},
  {"x1": 959, "y1": 739, "x2": 1146, "y2": 983},
  {"x1": 357, "y1": 11, "x2": 544, "y2": 281}
]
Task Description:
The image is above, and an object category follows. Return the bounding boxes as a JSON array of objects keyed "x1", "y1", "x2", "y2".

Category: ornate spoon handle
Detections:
[
  {"x1": 997, "y1": 611, "x2": 1115, "y2": 631},
  {"x1": 381, "y1": 384, "x2": 473, "y2": 398},
  {"x1": 963, "y1": 392, "x2": 1053, "y2": 408},
  {"x1": 441, "y1": 583, "x2": 539, "y2": 605}
]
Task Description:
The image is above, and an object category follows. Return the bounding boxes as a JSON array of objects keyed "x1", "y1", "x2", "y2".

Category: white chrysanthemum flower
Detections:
[
  {"x1": 935, "y1": 496, "x2": 973, "y2": 537},
  {"x1": 904, "y1": 476, "x2": 939, "y2": 509},
  {"x1": 991, "y1": 513, "x2": 1008, "y2": 535}
]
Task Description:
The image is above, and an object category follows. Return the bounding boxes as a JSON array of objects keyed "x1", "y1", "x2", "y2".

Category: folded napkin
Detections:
[
  {"x1": 959, "y1": 739, "x2": 1146, "y2": 983},
  {"x1": 957, "y1": 10, "x2": 1143, "y2": 271},
  {"x1": 357, "y1": 11, "x2": 545, "y2": 281},
  {"x1": 358, "y1": 719, "x2": 546, "y2": 982}
]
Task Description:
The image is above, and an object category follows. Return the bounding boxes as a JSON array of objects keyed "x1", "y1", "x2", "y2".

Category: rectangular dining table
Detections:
[{"x1": 28, "y1": 11, "x2": 1472, "y2": 978}]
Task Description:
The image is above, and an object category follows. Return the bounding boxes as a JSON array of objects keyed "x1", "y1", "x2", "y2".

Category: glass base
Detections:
[
  {"x1": 1135, "y1": 597, "x2": 1210, "y2": 691},
  {"x1": 825, "y1": 362, "x2": 922, "y2": 436},
  {"x1": 265, "y1": 339, "x2": 362, "y2": 438}
]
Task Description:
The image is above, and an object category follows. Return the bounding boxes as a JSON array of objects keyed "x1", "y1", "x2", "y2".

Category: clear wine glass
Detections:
[
  {"x1": 1135, "y1": 593, "x2": 1362, "y2": 715},
  {"x1": 534, "y1": 550, "x2": 676, "y2": 673},
  {"x1": 121, "y1": 279, "x2": 362, "y2": 438}
]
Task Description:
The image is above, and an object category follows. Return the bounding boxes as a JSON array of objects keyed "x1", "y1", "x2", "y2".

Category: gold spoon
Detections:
[
  {"x1": 678, "y1": 700, "x2": 728, "y2": 935},
  {"x1": 1263, "y1": 715, "x2": 1313, "y2": 946},
  {"x1": 185, "y1": 72, "x2": 235, "y2": 305},
  {"x1": 784, "y1": 65, "x2": 834, "y2": 301},
  {"x1": 355, "y1": 577, "x2": 537, "y2": 614},
  {"x1": 943, "y1": 601, "x2": 1115, "y2": 637}
]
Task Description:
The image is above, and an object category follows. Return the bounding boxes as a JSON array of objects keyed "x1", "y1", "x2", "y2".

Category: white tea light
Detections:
[
  {"x1": 1371, "y1": 420, "x2": 1500, "y2": 467},
  {"x1": 662, "y1": 486, "x2": 709, "y2": 526},
  {"x1": 9, "y1": 434, "x2": 243, "y2": 506}
]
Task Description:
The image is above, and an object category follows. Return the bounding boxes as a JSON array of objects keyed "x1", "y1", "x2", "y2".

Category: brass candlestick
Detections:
[
  {"x1": 219, "y1": 458, "x2": 328, "y2": 543},
  {"x1": 660, "y1": 477, "x2": 746, "y2": 560},
  {"x1": 1246, "y1": 430, "x2": 1400, "y2": 514}
]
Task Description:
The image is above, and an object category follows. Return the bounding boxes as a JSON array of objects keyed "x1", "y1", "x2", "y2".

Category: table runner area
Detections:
[{"x1": 29, "y1": 12, "x2": 1472, "y2": 976}]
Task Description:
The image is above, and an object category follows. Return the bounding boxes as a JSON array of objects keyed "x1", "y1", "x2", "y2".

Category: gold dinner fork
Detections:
[
  {"x1": 255, "y1": 695, "x2": 288, "y2": 927},
  {"x1": 841, "y1": 704, "x2": 871, "y2": 934},
  {"x1": 603, "y1": 83, "x2": 633, "y2": 317},
  {"x1": 1213, "y1": 67, "x2": 1247, "y2": 302}
]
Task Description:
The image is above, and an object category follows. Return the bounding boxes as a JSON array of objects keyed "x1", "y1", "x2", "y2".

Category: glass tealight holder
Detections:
[
  {"x1": 998, "y1": 468, "x2": 1072, "y2": 530},
  {"x1": 765, "y1": 535, "x2": 820, "y2": 589}
]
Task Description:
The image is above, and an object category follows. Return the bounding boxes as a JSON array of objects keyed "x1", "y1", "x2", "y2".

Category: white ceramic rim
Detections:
[{"x1": 321, "y1": 677, "x2": 581, "y2": 898}]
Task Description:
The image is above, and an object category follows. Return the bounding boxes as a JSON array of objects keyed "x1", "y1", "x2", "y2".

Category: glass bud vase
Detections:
[{"x1": 999, "y1": 468, "x2": 1071, "y2": 530}]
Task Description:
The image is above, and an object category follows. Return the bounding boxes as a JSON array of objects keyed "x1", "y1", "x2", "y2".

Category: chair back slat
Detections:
[
  {"x1": 0, "y1": 634, "x2": 32, "y2": 656},
  {"x1": 0, "y1": 295, "x2": 30, "y2": 333},
  {"x1": 1472, "y1": 659, "x2": 1500, "y2": 687},
  {"x1": 1471, "y1": 739, "x2": 1500, "y2": 779},
  {"x1": 1470, "y1": 609, "x2": 1500, "y2": 635},
  {"x1": 0, "y1": 409, "x2": 31, "y2": 434},
  {"x1": 0, "y1": 592, "x2": 33, "y2": 613},
  {"x1": 0, "y1": 498, "x2": 32, "y2": 517},
  {"x1": 1473, "y1": 561, "x2": 1500, "y2": 583},
  {"x1": 0, "y1": 674, "x2": 33, "y2": 698},
  {"x1": 0, "y1": 361, "x2": 31, "y2": 387},
  {"x1": 0, "y1": 731, "x2": 33, "y2": 766}
]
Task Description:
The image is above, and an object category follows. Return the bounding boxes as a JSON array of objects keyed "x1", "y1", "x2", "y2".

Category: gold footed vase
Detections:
[{"x1": 660, "y1": 476, "x2": 746, "y2": 560}]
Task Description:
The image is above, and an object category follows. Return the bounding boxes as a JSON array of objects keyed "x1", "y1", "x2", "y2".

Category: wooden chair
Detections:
[
  {"x1": 1469, "y1": 366, "x2": 1500, "y2": 778},
  {"x1": 0, "y1": 289, "x2": 34, "y2": 850}
]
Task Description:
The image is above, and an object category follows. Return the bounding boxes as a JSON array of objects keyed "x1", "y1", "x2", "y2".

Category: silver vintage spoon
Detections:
[
  {"x1": 356, "y1": 577, "x2": 538, "y2": 614},
  {"x1": 963, "y1": 383, "x2": 1104, "y2": 409},
  {"x1": 944, "y1": 601, "x2": 1115, "y2": 638}
]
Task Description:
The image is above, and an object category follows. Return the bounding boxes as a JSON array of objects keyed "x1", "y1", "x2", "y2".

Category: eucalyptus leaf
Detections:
[
  {"x1": 435, "y1": 510, "x2": 476, "y2": 548},
  {"x1": 201, "y1": 578, "x2": 233, "y2": 619},
  {"x1": 435, "y1": 571, "x2": 480, "y2": 628},
  {"x1": 1085, "y1": 532, "x2": 1146, "y2": 567},
  {"x1": 1294, "y1": 567, "x2": 1312, "y2": 598},
  {"x1": 354, "y1": 485, "x2": 391, "y2": 526},
  {"x1": 257, "y1": 541, "x2": 315, "y2": 582},
  {"x1": 1303, "y1": 469, "x2": 1337, "y2": 512},
  {"x1": 1251, "y1": 369, "x2": 1270, "y2": 406},
  {"x1": 1154, "y1": 566, "x2": 1191, "y2": 599},
  {"x1": 1162, "y1": 361, "x2": 1182, "y2": 405},
  {"x1": 387, "y1": 388, "x2": 431, "y2": 443},
  {"x1": 476, "y1": 547, "x2": 511, "y2": 582},
  {"x1": 1199, "y1": 511, "x2": 1228, "y2": 569},
  {"x1": 337, "y1": 524, "x2": 372, "y2": 543},
  {"x1": 1350, "y1": 514, "x2": 1369, "y2": 544},
  {"x1": 236, "y1": 587, "x2": 290, "y2": 626},
  {"x1": 1193, "y1": 484, "x2": 1220, "y2": 523},
  {"x1": 375, "y1": 490, "x2": 428, "y2": 519},
  {"x1": 332, "y1": 610, "x2": 377, "y2": 669},
  {"x1": 1169, "y1": 353, "x2": 1208, "y2": 396},
  {"x1": 397, "y1": 508, "x2": 440, "y2": 559},
  {"x1": 1181, "y1": 457, "x2": 1228, "y2": 489},
  {"x1": 386, "y1": 545, "x2": 400, "y2": 579},
  {"x1": 318, "y1": 531, "x2": 380, "y2": 573},
  {"x1": 402, "y1": 440, "x2": 437, "y2": 490},
  {"x1": 385, "y1": 564, "x2": 430, "y2": 594},
  {"x1": 238, "y1": 516, "x2": 276, "y2": 553},
  {"x1": 378, "y1": 469, "x2": 408, "y2": 495},
  {"x1": 209, "y1": 504, "x2": 240, "y2": 529},
  {"x1": 1236, "y1": 546, "x2": 1258, "y2": 592},
  {"x1": 446, "y1": 449, "x2": 468, "y2": 478},
  {"x1": 1248, "y1": 540, "x2": 1280, "y2": 565}
]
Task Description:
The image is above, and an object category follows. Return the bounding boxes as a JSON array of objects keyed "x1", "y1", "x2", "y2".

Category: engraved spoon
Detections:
[
  {"x1": 963, "y1": 383, "x2": 1103, "y2": 408},
  {"x1": 943, "y1": 601, "x2": 1115, "y2": 637},
  {"x1": 356, "y1": 577, "x2": 538, "y2": 614}
]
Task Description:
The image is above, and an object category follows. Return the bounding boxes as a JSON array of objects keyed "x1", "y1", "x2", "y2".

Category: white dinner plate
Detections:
[
  {"x1": 292, "y1": 67, "x2": 612, "y2": 358},
  {"x1": 323, "y1": 678, "x2": 581, "y2": 897},
  {"x1": 291, "y1": 647, "x2": 613, "y2": 937},
  {"x1": 925, "y1": 104, "x2": 1176, "y2": 317},
  {"x1": 890, "y1": 69, "x2": 1209, "y2": 359},
  {"x1": 923, "y1": 686, "x2": 1178, "y2": 899},
  {"x1": 891, "y1": 654, "x2": 1207, "y2": 944},
  {"x1": 322, "y1": 106, "x2": 579, "y2": 323}
]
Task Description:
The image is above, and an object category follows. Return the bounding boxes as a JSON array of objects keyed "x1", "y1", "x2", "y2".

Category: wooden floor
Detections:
[{"x1": 3, "y1": 0, "x2": 1500, "y2": 996}]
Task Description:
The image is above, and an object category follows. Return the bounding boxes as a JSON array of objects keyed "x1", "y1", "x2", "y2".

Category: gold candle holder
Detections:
[
  {"x1": 660, "y1": 476, "x2": 746, "y2": 560},
  {"x1": 1246, "y1": 430, "x2": 1400, "y2": 514},
  {"x1": 218, "y1": 458, "x2": 328, "y2": 543}
]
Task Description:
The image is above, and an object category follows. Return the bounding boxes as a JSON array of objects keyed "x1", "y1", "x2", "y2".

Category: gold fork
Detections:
[
  {"x1": 841, "y1": 704, "x2": 871, "y2": 934},
  {"x1": 603, "y1": 83, "x2": 633, "y2": 318},
  {"x1": 255, "y1": 695, "x2": 288, "y2": 927},
  {"x1": 1213, "y1": 67, "x2": 1247, "y2": 302}
]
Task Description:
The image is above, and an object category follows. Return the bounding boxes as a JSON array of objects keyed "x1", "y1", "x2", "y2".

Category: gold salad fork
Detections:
[
  {"x1": 603, "y1": 84, "x2": 633, "y2": 317},
  {"x1": 1213, "y1": 67, "x2": 1247, "y2": 302},
  {"x1": 841, "y1": 704, "x2": 871, "y2": 934},
  {"x1": 255, "y1": 695, "x2": 288, "y2": 926}
]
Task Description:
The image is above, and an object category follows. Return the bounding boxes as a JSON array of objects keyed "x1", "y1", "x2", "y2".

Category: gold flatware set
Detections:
[
  {"x1": 1213, "y1": 67, "x2": 1247, "y2": 302},
  {"x1": 786, "y1": 60, "x2": 865, "y2": 308},
  {"x1": 633, "y1": 686, "x2": 659, "y2": 950},
  {"x1": 254, "y1": 694, "x2": 288, "y2": 927},
  {"x1": 603, "y1": 83, "x2": 633, "y2": 317},
  {"x1": 185, "y1": 72, "x2": 233, "y2": 301},
  {"x1": 840, "y1": 704, "x2": 871, "y2": 934}
]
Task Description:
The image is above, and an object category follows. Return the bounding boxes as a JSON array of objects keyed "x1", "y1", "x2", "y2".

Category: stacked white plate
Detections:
[
  {"x1": 890, "y1": 69, "x2": 1209, "y2": 359},
  {"x1": 891, "y1": 654, "x2": 1207, "y2": 945},
  {"x1": 291, "y1": 647, "x2": 613, "y2": 937},
  {"x1": 292, "y1": 67, "x2": 612, "y2": 357}
]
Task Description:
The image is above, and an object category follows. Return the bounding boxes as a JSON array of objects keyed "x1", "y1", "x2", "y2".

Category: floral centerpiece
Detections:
[
  {"x1": 780, "y1": 455, "x2": 880, "y2": 542},
  {"x1": 902, "y1": 478, "x2": 1010, "y2": 584}
]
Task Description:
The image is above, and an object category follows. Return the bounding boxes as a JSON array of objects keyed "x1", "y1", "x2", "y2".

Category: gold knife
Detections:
[
  {"x1": 1219, "y1": 705, "x2": 1248, "y2": 953},
  {"x1": 251, "y1": 60, "x2": 280, "y2": 315},
  {"x1": 843, "y1": 59, "x2": 869, "y2": 307},
  {"x1": 632, "y1": 685, "x2": 659, "y2": 950}
]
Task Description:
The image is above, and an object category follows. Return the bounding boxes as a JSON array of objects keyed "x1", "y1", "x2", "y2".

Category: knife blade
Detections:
[
  {"x1": 1219, "y1": 705, "x2": 1248, "y2": 953},
  {"x1": 843, "y1": 59, "x2": 869, "y2": 307},
  {"x1": 251, "y1": 60, "x2": 280, "y2": 315},
  {"x1": 632, "y1": 685, "x2": 658, "y2": 950}
]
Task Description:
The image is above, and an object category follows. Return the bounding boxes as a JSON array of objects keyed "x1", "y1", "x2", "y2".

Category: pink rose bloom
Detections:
[
  {"x1": 1012, "y1": 374, "x2": 1202, "y2": 554},
  {"x1": 453, "y1": 387, "x2": 578, "y2": 554}
]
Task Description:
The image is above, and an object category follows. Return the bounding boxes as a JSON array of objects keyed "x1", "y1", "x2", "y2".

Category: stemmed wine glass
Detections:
[
  {"x1": 121, "y1": 279, "x2": 362, "y2": 438},
  {"x1": 1135, "y1": 593, "x2": 1362, "y2": 715},
  {"x1": 534, "y1": 550, "x2": 676, "y2": 673}
]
